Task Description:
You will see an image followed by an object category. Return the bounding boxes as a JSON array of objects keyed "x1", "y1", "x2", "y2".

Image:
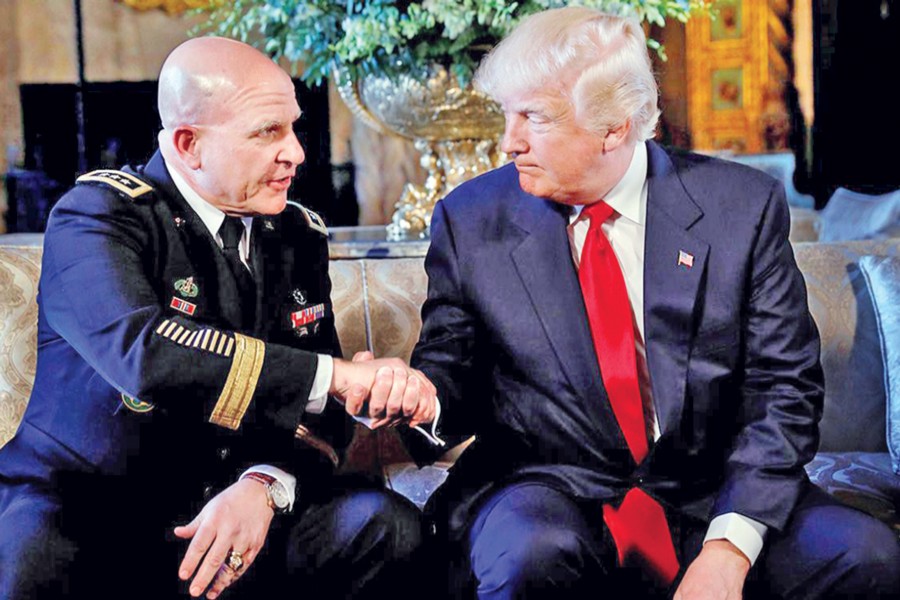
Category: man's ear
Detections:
[
  {"x1": 603, "y1": 120, "x2": 632, "y2": 153},
  {"x1": 171, "y1": 126, "x2": 202, "y2": 169}
]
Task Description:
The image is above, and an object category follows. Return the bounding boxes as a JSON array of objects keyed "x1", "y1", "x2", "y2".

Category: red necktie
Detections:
[{"x1": 578, "y1": 201, "x2": 680, "y2": 585}]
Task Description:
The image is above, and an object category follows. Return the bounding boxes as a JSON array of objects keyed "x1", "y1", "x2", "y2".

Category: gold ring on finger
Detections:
[{"x1": 226, "y1": 550, "x2": 244, "y2": 572}]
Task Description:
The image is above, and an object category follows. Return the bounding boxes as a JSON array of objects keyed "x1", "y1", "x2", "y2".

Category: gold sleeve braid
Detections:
[{"x1": 209, "y1": 333, "x2": 266, "y2": 430}]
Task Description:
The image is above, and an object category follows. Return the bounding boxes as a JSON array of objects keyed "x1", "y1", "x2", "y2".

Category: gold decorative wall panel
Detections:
[{"x1": 686, "y1": 0, "x2": 792, "y2": 153}]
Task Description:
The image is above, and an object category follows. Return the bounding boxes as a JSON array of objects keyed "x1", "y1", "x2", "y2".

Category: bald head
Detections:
[
  {"x1": 155, "y1": 36, "x2": 304, "y2": 216},
  {"x1": 158, "y1": 37, "x2": 292, "y2": 130}
]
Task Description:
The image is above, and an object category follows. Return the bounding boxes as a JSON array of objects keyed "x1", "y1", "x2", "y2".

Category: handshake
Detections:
[{"x1": 328, "y1": 351, "x2": 437, "y2": 430}]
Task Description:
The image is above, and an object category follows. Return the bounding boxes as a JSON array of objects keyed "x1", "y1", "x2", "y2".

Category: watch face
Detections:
[{"x1": 270, "y1": 481, "x2": 291, "y2": 509}]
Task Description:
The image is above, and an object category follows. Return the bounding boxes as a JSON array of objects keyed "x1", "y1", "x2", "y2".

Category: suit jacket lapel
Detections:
[
  {"x1": 643, "y1": 142, "x2": 709, "y2": 437},
  {"x1": 509, "y1": 194, "x2": 627, "y2": 444}
]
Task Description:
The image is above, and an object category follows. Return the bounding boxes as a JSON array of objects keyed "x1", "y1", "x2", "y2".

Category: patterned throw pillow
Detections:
[{"x1": 860, "y1": 255, "x2": 900, "y2": 474}]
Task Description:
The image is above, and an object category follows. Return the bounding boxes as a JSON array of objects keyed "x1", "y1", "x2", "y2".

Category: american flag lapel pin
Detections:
[{"x1": 677, "y1": 250, "x2": 694, "y2": 269}]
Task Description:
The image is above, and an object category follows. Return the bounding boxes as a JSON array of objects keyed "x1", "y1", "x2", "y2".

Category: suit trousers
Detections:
[{"x1": 450, "y1": 481, "x2": 900, "y2": 600}]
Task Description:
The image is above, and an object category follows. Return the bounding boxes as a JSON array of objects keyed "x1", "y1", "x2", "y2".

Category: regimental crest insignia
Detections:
[
  {"x1": 121, "y1": 393, "x2": 154, "y2": 413},
  {"x1": 174, "y1": 277, "x2": 199, "y2": 298},
  {"x1": 291, "y1": 288, "x2": 307, "y2": 306}
]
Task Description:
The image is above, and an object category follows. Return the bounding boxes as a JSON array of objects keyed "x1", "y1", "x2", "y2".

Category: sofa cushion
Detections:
[
  {"x1": 328, "y1": 260, "x2": 369, "y2": 359},
  {"x1": 789, "y1": 207, "x2": 820, "y2": 243},
  {"x1": 0, "y1": 246, "x2": 42, "y2": 448},
  {"x1": 819, "y1": 188, "x2": 900, "y2": 242},
  {"x1": 794, "y1": 239, "x2": 900, "y2": 452},
  {"x1": 859, "y1": 255, "x2": 900, "y2": 474},
  {"x1": 364, "y1": 258, "x2": 428, "y2": 362},
  {"x1": 806, "y1": 452, "x2": 900, "y2": 537}
]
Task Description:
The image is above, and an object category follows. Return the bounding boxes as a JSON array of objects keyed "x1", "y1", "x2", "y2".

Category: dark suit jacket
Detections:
[
  {"x1": 0, "y1": 151, "x2": 351, "y2": 542},
  {"x1": 411, "y1": 141, "x2": 824, "y2": 542}
]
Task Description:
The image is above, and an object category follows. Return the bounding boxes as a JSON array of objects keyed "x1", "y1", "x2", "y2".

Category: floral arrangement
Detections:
[{"x1": 202, "y1": 0, "x2": 712, "y2": 86}]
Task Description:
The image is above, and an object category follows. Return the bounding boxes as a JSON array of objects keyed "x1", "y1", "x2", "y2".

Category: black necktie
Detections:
[{"x1": 218, "y1": 216, "x2": 256, "y2": 325}]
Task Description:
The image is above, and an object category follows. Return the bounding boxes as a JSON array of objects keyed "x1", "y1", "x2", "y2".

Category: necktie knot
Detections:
[
  {"x1": 582, "y1": 200, "x2": 614, "y2": 229},
  {"x1": 219, "y1": 216, "x2": 245, "y2": 252}
]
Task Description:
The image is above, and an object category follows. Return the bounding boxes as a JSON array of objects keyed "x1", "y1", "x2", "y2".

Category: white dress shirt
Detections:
[{"x1": 567, "y1": 142, "x2": 767, "y2": 565}]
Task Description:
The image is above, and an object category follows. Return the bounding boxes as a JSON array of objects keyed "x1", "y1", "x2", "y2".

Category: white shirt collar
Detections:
[
  {"x1": 570, "y1": 141, "x2": 648, "y2": 225},
  {"x1": 164, "y1": 160, "x2": 253, "y2": 242}
]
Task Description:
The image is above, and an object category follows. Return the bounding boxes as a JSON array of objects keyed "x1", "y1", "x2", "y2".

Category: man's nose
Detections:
[
  {"x1": 281, "y1": 132, "x2": 306, "y2": 166},
  {"x1": 499, "y1": 118, "x2": 526, "y2": 155}
]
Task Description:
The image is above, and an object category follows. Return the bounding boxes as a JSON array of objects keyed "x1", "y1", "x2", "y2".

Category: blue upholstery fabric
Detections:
[
  {"x1": 806, "y1": 453, "x2": 900, "y2": 537},
  {"x1": 819, "y1": 188, "x2": 900, "y2": 242},
  {"x1": 860, "y1": 255, "x2": 900, "y2": 474}
]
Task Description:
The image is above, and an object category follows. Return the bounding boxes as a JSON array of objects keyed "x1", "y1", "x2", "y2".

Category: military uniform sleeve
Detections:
[{"x1": 40, "y1": 180, "x2": 317, "y2": 435}]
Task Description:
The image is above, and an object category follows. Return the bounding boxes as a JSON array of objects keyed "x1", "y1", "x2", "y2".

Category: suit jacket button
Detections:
[
  {"x1": 203, "y1": 485, "x2": 214, "y2": 500},
  {"x1": 218, "y1": 447, "x2": 230, "y2": 460}
]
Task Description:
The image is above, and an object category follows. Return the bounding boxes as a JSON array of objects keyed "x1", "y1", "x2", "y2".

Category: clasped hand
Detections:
[{"x1": 330, "y1": 351, "x2": 437, "y2": 429}]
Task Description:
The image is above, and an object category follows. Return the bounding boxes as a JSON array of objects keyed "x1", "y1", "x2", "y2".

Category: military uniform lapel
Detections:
[
  {"x1": 140, "y1": 153, "x2": 246, "y2": 329},
  {"x1": 643, "y1": 142, "x2": 709, "y2": 437},
  {"x1": 250, "y1": 216, "x2": 282, "y2": 336}
]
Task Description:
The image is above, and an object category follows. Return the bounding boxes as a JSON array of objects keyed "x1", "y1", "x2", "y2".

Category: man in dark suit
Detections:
[
  {"x1": 410, "y1": 7, "x2": 900, "y2": 599},
  {"x1": 0, "y1": 37, "x2": 434, "y2": 600}
]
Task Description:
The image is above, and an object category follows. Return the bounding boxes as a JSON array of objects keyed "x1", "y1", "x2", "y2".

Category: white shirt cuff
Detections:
[
  {"x1": 412, "y1": 397, "x2": 445, "y2": 446},
  {"x1": 306, "y1": 354, "x2": 334, "y2": 414},
  {"x1": 239, "y1": 464, "x2": 297, "y2": 512},
  {"x1": 703, "y1": 513, "x2": 768, "y2": 566}
]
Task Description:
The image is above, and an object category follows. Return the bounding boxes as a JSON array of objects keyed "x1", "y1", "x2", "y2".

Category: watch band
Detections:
[{"x1": 241, "y1": 471, "x2": 287, "y2": 513}]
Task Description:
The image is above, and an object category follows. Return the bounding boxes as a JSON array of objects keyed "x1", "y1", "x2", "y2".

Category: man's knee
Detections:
[
  {"x1": 832, "y1": 517, "x2": 900, "y2": 595},
  {"x1": 291, "y1": 486, "x2": 424, "y2": 568},
  {"x1": 472, "y1": 524, "x2": 593, "y2": 596},
  {"x1": 762, "y1": 492, "x2": 900, "y2": 598},
  {"x1": 340, "y1": 488, "x2": 424, "y2": 561}
]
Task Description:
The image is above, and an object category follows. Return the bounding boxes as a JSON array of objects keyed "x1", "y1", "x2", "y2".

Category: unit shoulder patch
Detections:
[
  {"x1": 76, "y1": 169, "x2": 154, "y2": 199},
  {"x1": 287, "y1": 201, "x2": 328, "y2": 236}
]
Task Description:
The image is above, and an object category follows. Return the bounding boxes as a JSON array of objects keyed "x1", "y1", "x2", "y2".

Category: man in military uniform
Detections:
[{"x1": 0, "y1": 37, "x2": 435, "y2": 600}]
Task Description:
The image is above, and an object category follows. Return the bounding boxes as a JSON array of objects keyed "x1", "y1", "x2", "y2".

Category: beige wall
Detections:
[
  {"x1": 16, "y1": 0, "x2": 78, "y2": 84},
  {"x1": 16, "y1": 0, "x2": 199, "y2": 84},
  {"x1": 82, "y1": 0, "x2": 202, "y2": 82},
  {"x1": 1, "y1": 0, "x2": 199, "y2": 232},
  {"x1": 793, "y1": 0, "x2": 814, "y2": 125},
  {"x1": 0, "y1": 0, "x2": 21, "y2": 231}
]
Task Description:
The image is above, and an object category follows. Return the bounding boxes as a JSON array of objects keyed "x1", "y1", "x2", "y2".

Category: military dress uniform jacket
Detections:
[{"x1": 0, "y1": 151, "x2": 351, "y2": 544}]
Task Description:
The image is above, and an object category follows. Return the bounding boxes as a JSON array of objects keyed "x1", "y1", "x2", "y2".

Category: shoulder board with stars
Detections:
[
  {"x1": 76, "y1": 169, "x2": 154, "y2": 200},
  {"x1": 287, "y1": 201, "x2": 328, "y2": 236}
]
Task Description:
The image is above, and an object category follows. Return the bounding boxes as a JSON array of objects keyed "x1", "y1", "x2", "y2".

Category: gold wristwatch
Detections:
[{"x1": 242, "y1": 472, "x2": 291, "y2": 514}]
